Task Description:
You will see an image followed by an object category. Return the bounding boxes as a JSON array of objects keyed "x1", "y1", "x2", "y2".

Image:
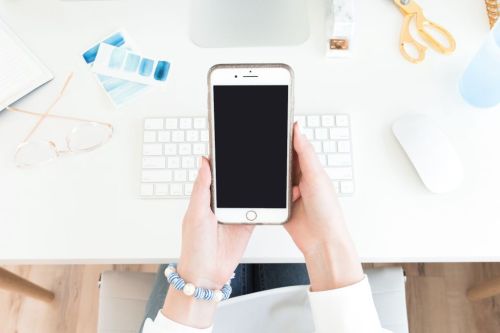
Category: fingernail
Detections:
[{"x1": 295, "y1": 121, "x2": 302, "y2": 133}]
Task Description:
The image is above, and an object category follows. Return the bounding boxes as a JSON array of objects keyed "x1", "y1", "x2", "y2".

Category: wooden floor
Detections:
[{"x1": 1, "y1": 263, "x2": 500, "y2": 333}]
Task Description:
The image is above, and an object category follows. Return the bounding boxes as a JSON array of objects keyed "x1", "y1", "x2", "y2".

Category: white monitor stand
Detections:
[{"x1": 189, "y1": 0, "x2": 310, "y2": 48}]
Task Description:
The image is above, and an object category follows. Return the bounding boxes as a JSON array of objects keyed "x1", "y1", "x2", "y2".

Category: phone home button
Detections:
[{"x1": 246, "y1": 210, "x2": 257, "y2": 221}]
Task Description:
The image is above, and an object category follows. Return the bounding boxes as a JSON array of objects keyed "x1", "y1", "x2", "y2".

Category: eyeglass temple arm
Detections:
[
  {"x1": 6, "y1": 106, "x2": 112, "y2": 128},
  {"x1": 19, "y1": 73, "x2": 74, "y2": 143}
]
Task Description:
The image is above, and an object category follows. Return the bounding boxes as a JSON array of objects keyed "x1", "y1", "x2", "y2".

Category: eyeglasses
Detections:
[{"x1": 7, "y1": 73, "x2": 114, "y2": 168}]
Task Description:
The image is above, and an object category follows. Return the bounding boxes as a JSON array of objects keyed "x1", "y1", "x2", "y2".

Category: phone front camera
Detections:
[{"x1": 234, "y1": 75, "x2": 238, "y2": 78}]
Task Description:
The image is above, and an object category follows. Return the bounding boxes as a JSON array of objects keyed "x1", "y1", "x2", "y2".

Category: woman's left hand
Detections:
[
  {"x1": 177, "y1": 156, "x2": 254, "y2": 289},
  {"x1": 163, "y1": 157, "x2": 254, "y2": 329}
]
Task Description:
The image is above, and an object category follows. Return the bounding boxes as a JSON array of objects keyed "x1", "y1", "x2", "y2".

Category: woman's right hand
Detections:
[{"x1": 285, "y1": 122, "x2": 364, "y2": 291}]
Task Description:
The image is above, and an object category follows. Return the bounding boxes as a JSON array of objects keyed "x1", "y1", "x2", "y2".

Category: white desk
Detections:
[{"x1": 0, "y1": 0, "x2": 499, "y2": 264}]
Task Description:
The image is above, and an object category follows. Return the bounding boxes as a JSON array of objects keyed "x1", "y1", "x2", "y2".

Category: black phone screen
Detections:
[{"x1": 213, "y1": 85, "x2": 289, "y2": 208}]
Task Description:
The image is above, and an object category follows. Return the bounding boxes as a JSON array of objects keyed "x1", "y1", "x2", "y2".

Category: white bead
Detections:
[
  {"x1": 183, "y1": 283, "x2": 195, "y2": 296},
  {"x1": 164, "y1": 266, "x2": 176, "y2": 277},
  {"x1": 213, "y1": 290, "x2": 224, "y2": 303}
]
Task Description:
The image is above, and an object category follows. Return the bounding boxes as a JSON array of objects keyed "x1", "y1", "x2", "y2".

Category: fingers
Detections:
[
  {"x1": 188, "y1": 157, "x2": 212, "y2": 211},
  {"x1": 293, "y1": 122, "x2": 324, "y2": 182},
  {"x1": 292, "y1": 186, "x2": 301, "y2": 202},
  {"x1": 292, "y1": 148, "x2": 301, "y2": 186},
  {"x1": 223, "y1": 223, "x2": 255, "y2": 238}
]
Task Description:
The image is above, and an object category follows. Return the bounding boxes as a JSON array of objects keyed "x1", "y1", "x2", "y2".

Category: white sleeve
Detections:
[
  {"x1": 308, "y1": 276, "x2": 391, "y2": 333},
  {"x1": 142, "y1": 310, "x2": 213, "y2": 333}
]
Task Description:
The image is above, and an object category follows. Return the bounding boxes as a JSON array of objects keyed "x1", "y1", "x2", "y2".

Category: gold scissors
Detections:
[{"x1": 393, "y1": 0, "x2": 456, "y2": 63}]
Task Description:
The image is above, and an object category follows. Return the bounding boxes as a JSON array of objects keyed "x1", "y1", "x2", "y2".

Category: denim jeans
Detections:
[{"x1": 140, "y1": 264, "x2": 310, "y2": 332}]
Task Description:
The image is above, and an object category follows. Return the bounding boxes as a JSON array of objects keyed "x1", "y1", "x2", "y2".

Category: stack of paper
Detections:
[{"x1": 0, "y1": 18, "x2": 53, "y2": 111}]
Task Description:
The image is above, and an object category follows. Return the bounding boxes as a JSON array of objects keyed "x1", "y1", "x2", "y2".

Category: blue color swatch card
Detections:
[
  {"x1": 82, "y1": 30, "x2": 151, "y2": 108},
  {"x1": 92, "y1": 44, "x2": 170, "y2": 86}
]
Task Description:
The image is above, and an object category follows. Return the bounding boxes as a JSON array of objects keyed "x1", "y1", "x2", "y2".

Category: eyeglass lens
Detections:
[
  {"x1": 67, "y1": 123, "x2": 113, "y2": 152},
  {"x1": 15, "y1": 141, "x2": 58, "y2": 167}
]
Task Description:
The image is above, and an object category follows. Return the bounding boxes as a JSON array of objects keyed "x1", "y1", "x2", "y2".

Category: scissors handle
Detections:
[
  {"x1": 415, "y1": 16, "x2": 456, "y2": 54},
  {"x1": 393, "y1": 0, "x2": 456, "y2": 63},
  {"x1": 399, "y1": 14, "x2": 427, "y2": 64}
]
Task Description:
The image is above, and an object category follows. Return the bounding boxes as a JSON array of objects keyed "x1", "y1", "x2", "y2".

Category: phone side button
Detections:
[{"x1": 246, "y1": 210, "x2": 257, "y2": 221}]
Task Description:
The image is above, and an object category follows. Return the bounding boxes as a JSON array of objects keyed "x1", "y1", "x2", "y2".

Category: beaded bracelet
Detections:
[{"x1": 164, "y1": 264, "x2": 233, "y2": 303}]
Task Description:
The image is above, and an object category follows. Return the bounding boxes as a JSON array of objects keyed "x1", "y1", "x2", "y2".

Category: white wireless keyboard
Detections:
[{"x1": 140, "y1": 114, "x2": 354, "y2": 198}]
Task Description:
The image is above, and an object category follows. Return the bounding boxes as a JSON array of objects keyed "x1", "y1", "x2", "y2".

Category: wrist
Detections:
[
  {"x1": 177, "y1": 263, "x2": 224, "y2": 290},
  {"x1": 304, "y1": 239, "x2": 363, "y2": 292},
  {"x1": 162, "y1": 285, "x2": 218, "y2": 329}
]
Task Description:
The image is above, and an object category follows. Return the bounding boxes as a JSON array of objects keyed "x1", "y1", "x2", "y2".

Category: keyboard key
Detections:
[
  {"x1": 314, "y1": 128, "x2": 328, "y2": 140},
  {"x1": 326, "y1": 167, "x2": 353, "y2": 180},
  {"x1": 172, "y1": 130, "x2": 185, "y2": 142},
  {"x1": 337, "y1": 141, "x2": 351, "y2": 153},
  {"x1": 170, "y1": 183, "x2": 183, "y2": 196},
  {"x1": 143, "y1": 143, "x2": 163, "y2": 156},
  {"x1": 311, "y1": 141, "x2": 322, "y2": 153},
  {"x1": 174, "y1": 170, "x2": 187, "y2": 182},
  {"x1": 335, "y1": 115, "x2": 349, "y2": 127},
  {"x1": 194, "y1": 118, "x2": 206, "y2": 129},
  {"x1": 295, "y1": 116, "x2": 306, "y2": 127},
  {"x1": 167, "y1": 157, "x2": 180, "y2": 169},
  {"x1": 179, "y1": 143, "x2": 192, "y2": 155},
  {"x1": 189, "y1": 169, "x2": 198, "y2": 181},
  {"x1": 180, "y1": 118, "x2": 192, "y2": 129},
  {"x1": 330, "y1": 127, "x2": 350, "y2": 140},
  {"x1": 165, "y1": 118, "x2": 178, "y2": 129},
  {"x1": 140, "y1": 183, "x2": 154, "y2": 196},
  {"x1": 307, "y1": 115, "x2": 320, "y2": 127},
  {"x1": 321, "y1": 115, "x2": 335, "y2": 127},
  {"x1": 142, "y1": 170, "x2": 172, "y2": 182},
  {"x1": 323, "y1": 141, "x2": 337, "y2": 153},
  {"x1": 143, "y1": 131, "x2": 156, "y2": 143},
  {"x1": 182, "y1": 156, "x2": 195, "y2": 169},
  {"x1": 184, "y1": 183, "x2": 194, "y2": 195},
  {"x1": 193, "y1": 143, "x2": 207, "y2": 155},
  {"x1": 164, "y1": 144, "x2": 177, "y2": 155},
  {"x1": 327, "y1": 153, "x2": 352, "y2": 166},
  {"x1": 302, "y1": 128, "x2": 314, "y2": 140},
  {"x1": 155, "y1": 183, "x2": 169, "y2": 195},
  {"x1": 200, "y1": 130, "x2": 209, "y2": 142},
  {"x1": 158, "y1": 131, "x2": 171, "y2": 142},
  {"x1": 340, "y1": 181, "x2": 354, "y2": 194},
  {"x1": 186, "y1": 130, "x2": 199, "y2": 142},
  {"x1": 318, "y1": 154, "x2": 327, "y2": 166},
  {"x1": 143, "y1": 157, "x2": 166, "y2": 169},
  {"x1": 144, "y1": 118, "x2": 163, "y2": 130}
]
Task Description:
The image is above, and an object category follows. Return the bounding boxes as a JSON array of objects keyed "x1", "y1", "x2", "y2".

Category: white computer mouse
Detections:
[{"x1": 392, "y1": 114, "x2": 464, "y2": 194}]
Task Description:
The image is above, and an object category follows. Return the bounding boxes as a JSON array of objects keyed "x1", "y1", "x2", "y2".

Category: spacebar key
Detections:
[{"x1": 326, "y1": 167, "x2": 353, "y2": 180}]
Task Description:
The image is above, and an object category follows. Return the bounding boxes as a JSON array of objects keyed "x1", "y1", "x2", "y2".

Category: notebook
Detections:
[{"x1": 0, "y1": 18, "x2": 53, "y2": 111}]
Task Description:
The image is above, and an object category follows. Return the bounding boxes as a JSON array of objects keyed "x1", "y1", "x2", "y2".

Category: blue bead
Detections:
[
  {"x1": 222, "y1": 284, "x2": 231, "y2": 294},
  {"x1": 194, "y1": 287, "x2": 202, "y2": 299},
  {"x1": 172, "y1": 277, "x2": 185, "y2": 290},
  {"x1": 167, "y1": 272, "x2": 178, "y2": 284},
  {"x1": 204, "y1": 289, "x2": 214, "y2": 301}
]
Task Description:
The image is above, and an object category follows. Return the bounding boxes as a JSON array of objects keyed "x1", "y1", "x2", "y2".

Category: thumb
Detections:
[
  {"x1": 293, "y1": 122, "x2": 324, "y2": 182},
  {"x1": 188, "y1": 157, "x2": 212, "y2": 211}
]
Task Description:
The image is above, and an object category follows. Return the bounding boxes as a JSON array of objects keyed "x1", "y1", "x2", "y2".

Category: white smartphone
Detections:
[{"x1": 208, "y1": 64, "x2": 294, "y2": 225}]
